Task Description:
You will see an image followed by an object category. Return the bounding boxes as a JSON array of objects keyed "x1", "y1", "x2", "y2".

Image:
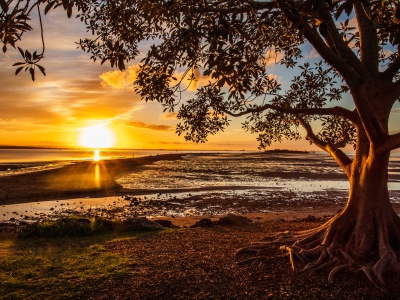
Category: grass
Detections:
[
  {"x1": 14, "y1": 216, "x2": 165, "y2": 238},
  {"x1": 0, "y1": 229, "x2": 163, "y2": 300}
]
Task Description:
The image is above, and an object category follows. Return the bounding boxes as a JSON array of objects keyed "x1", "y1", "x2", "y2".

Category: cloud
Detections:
[
  {"x1": 125, "y1": 121, "x2": 175, "y2": 131},
  {"x1": 308, "y1": 48, "x2": 321, "y2": 59},
  {"x1": 264, "y1": 48, "x2": 285, "y2": 66},
  {"x1": 99, "y1": 65, "x2": 141, "y2": 89},
  {"x1": 152, "y1": 141, "x2": 188, "y2": 145},
  {"x1": 391, "y1": 108, "x2": 400, "y2": 114},
  {"x1": 100, "y1": 64, "x2": 214, "y2": 93},
  {"x1": 161, "y1": 112, "x2": 178, "y2": 119}
]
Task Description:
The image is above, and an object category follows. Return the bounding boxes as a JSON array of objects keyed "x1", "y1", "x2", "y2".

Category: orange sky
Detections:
[{"x1": 0, "y1": 8, "x2": 399, "y2": 152}]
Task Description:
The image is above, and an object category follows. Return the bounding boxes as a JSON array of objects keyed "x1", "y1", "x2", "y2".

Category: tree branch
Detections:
[
  {"x1": 297, "y1": 117, "x2": 352, "y2": 177},
  {"x1": 223, "y1": 104, "x2": 357, "y2": 122},
  {"x1": 278, "y1": 4, "x2": 363, "y2": 87},
  {"x1": 382, "y1": 55, "x2": 400, "y2": 79},
  {"x1": 377, "y1": 132, "x2": 400, "y2": 154},
  {"x1": 317, "y1": 9, "x2": 365, "y2": 77},
  {"x1": 353, "y1": 0, "x2": 379, "y2": 74}
]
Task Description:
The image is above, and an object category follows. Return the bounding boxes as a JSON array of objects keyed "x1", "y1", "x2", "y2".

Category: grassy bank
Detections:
[{"x1": 0, "y1": 224, "x2": 178, "y2": 300}]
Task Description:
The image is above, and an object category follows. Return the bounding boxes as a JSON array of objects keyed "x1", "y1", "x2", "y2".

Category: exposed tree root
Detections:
[{"x1": 236, "y1": 209, "x2": 400, "y2": 286}]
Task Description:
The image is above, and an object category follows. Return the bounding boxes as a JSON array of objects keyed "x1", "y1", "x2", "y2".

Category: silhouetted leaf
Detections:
[
  {"x1": 62, "y1": 0, "x2": 69, "y2": 10},
  {"x1": 29, "y1": 67, "x2": 35, "y2": 81},
  {"x1": 25, "y1": 50, "x2": 32, "y2": 61},
  {"x1": 15, "y1": 66, "x2": 24, "y2": 75},
  {"x1": 37, "y1": 65, "x2": 46, "y2": 76},
  {"x1": 67, "y1": 2, "x2": 73, "y2": 18},
  {"x1": 18, "y1": 47, "x2": 25, "y2": 58},
  {"x1": 0, "y1": 0, "x2": 8, "y2": 13},
  {"x1": 45, "y1": 1, "x2": 56, "y2": 14}
]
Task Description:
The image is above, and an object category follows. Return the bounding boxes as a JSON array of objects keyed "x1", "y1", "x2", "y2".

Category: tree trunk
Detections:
[
  {"x1": 238, "y1": 135, "x2": 400, "y2": 284},
  {"x1": 288, "y1": 142, "x2": 400, "y2": 284},
  {"x1": 326, "y1": 147, "x2": 398, "y2": 258}
]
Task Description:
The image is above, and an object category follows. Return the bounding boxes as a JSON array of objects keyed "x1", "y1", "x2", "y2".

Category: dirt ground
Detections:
[{"x1": 79, "y1": 219, "x2": 400, "y2": 300}]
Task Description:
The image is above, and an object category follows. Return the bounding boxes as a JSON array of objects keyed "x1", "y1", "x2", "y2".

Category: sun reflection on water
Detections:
[
  {"x1": 95, "y1": 164, "x2": 100, "y2": 188},
  {"x1": 94, "y1": 149, "x2": 100, "y2": 162}
]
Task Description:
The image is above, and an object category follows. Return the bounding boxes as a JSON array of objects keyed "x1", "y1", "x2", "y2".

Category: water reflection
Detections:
[
  {"x1": 93, "y1": 149, "x2": 100, "y2": 162},
  {"x1": 95, "y1": 164, "x2": 100, "y2": 188}
]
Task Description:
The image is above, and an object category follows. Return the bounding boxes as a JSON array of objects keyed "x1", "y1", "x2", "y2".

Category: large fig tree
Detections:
[{"x1": 3, "y1": 0, "x2": 400, "y2": 284}]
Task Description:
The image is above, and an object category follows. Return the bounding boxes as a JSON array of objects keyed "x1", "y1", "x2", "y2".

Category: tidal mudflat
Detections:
[{"x1": 2, "y1": 151, "x2": 400, "y2": 223}]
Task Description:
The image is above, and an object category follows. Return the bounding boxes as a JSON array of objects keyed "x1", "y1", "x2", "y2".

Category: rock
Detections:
[
  {"x1": 302, "y1": 215, "x2": 317, "y2": 222},
  {"x1": 153, "y1": 219, "x2": 178, "y2": 228},
  {"x1": 190, "y1": 218, "x2": 213, "y2": 228},
  {"x1": 218, "y1": 214, "x2": 252, "y2": 226}
]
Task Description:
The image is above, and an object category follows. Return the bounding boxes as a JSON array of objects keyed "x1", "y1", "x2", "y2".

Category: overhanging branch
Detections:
[
  {"x1": 297, "y1": 117, "x2": 352, "y2": 177},
  {"x1": 224, "y1": 104, "x2": 357, "y2": 122}
]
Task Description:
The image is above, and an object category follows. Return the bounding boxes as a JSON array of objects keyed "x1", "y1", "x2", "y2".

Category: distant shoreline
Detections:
[{"x1": 0, "y1": 145, "x2": 308, "y2": 152}]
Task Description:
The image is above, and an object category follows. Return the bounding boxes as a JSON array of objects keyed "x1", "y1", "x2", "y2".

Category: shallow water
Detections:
[
  {"x1": 0, "y1": 149, "x2": 221, "y2": 176},
  {"x1": 2, "y1": 151, "x2": 400, "y2": 222}
]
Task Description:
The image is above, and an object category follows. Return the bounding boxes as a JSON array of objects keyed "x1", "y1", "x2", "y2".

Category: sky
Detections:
[{"x1": 1, "y1": 7, "x2": 399, "y2": 151}]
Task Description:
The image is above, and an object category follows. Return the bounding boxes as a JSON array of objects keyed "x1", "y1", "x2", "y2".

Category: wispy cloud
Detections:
[
  {"x1": 161, "y1": 112, "x2": 178, "y2": 119},
  {"x1": 125, "y1": 121, "x2": 175, "y2": 131},
  {"x1": 99, "y1": 65, "x2": 141, "y2": 90}
]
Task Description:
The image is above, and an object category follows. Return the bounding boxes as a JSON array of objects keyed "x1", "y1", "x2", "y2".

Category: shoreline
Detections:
[{"x1": 0, "y1": 154, "x2": 185, "y2": 205}]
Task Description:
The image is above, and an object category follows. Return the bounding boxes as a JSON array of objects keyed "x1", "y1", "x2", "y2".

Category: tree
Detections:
[{"x1": 3, "y1": 0, "x2": 400, "y2": 284}]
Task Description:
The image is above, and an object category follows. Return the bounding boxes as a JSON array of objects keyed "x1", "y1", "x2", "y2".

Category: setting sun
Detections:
[{"x1": 78, "y1": 124, "x2": 116, "y2": 148}]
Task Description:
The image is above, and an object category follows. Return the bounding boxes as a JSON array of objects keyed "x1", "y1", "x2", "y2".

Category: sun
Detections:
[{"x1": 78, "y1": 124, "x2": 116, "y2": 148}]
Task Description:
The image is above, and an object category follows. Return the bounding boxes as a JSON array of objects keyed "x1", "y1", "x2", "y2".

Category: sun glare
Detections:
[{"x1": 78, "y1": 124, "x2": 116, "y2": 148}]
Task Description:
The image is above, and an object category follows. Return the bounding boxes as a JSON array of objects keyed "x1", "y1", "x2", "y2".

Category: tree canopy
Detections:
[
  {"x1": 2, "y1": 0, "x2": 400, "y2": 158},
  {"x1": 4, "y1": 0, "x2": 400, "y2": 284}
]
